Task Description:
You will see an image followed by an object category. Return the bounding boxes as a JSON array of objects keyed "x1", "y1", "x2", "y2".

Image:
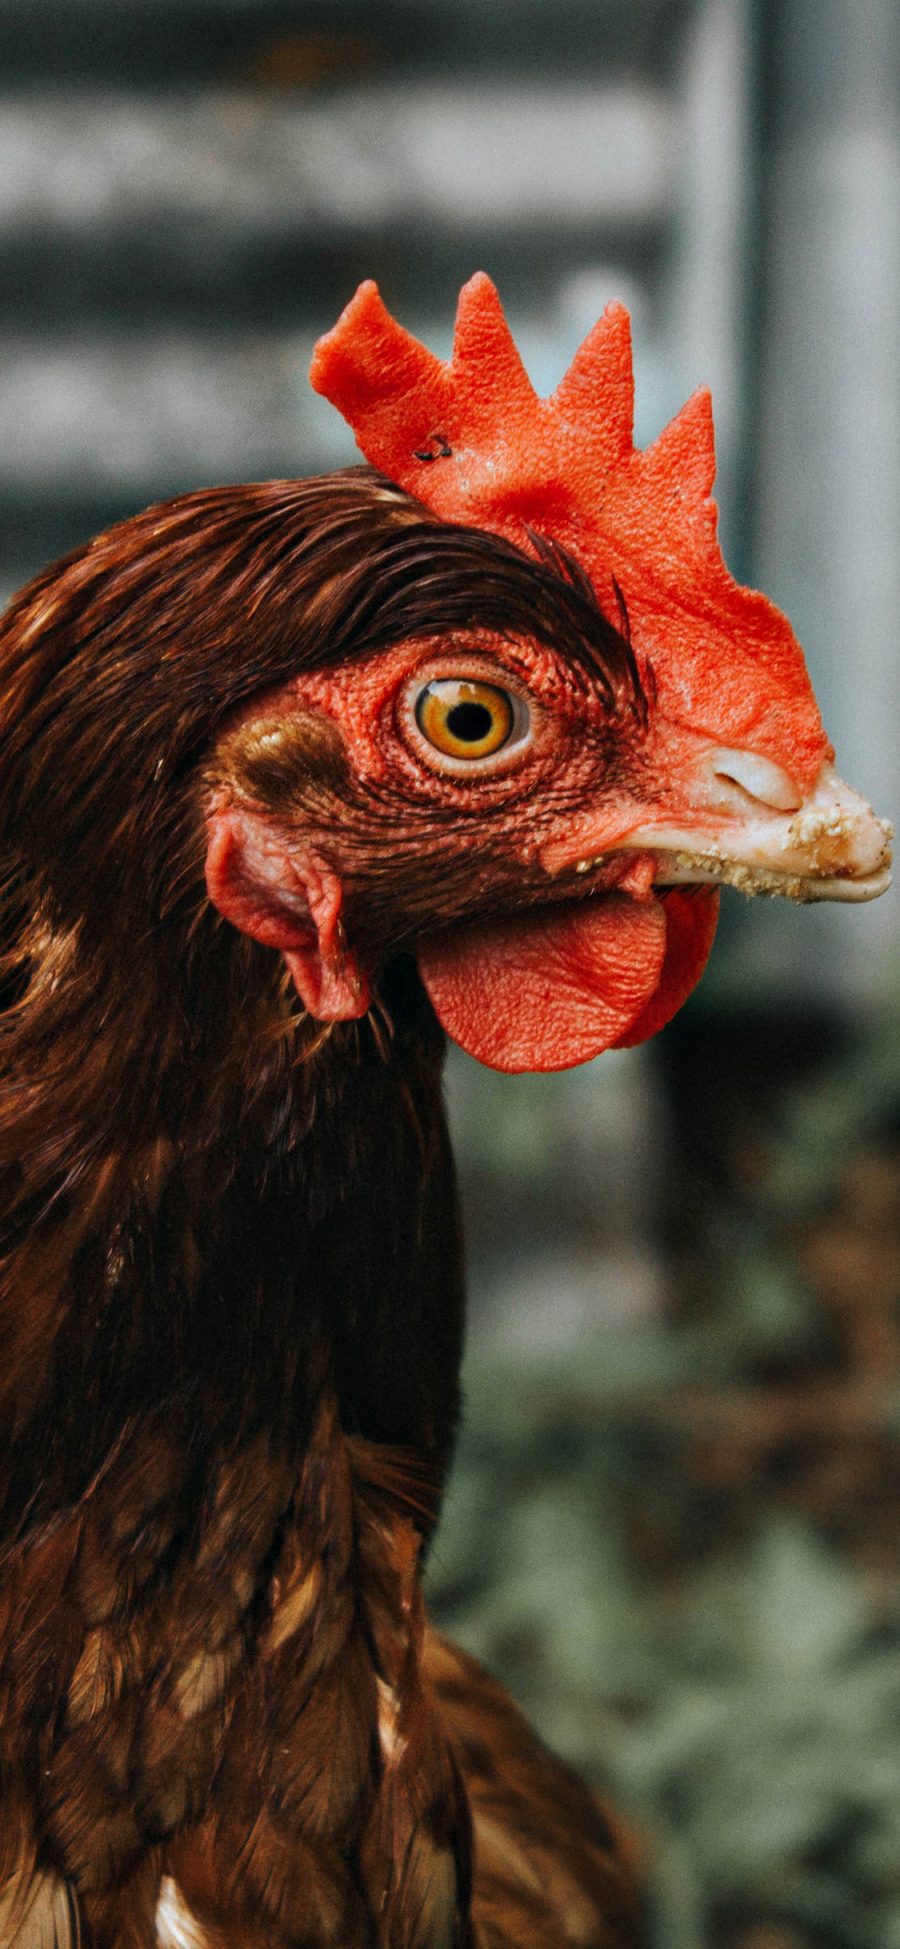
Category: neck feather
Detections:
[{"x1": 0, "y1": 925, "x2": 463, "y2": 1540}]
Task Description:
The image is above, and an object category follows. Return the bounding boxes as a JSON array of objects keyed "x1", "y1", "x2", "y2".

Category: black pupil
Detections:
[{"x1": 446, "y1": 701, "x2": 494, "y2": 743}]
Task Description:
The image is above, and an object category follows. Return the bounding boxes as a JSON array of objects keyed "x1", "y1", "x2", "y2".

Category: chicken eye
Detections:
[{"x1": 414, "y1": 679, "x2": 520, "y2": 761}]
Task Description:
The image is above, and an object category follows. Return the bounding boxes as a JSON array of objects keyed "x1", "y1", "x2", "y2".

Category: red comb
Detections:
[
  {"x1": 311, "y1": 274, "x2": 828, "y2": 783},
  {"x1": 310, "y1": 274, "x2": 643, "y2": 552}
]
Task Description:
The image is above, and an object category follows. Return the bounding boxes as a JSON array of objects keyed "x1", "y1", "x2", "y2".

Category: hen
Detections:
[{"x1": 0, "y1": 276, "x2": 890, "y2": 1949}]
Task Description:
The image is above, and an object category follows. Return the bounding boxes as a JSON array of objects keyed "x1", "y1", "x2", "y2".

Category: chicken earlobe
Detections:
[{"x1": 205, "y1": 805, "x2": 372, "y2": 1021}]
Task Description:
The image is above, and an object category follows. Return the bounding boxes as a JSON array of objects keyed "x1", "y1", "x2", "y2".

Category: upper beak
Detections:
[
  {"x1": 627, "y1": 757, "x2": 893, "y2": 903},
  {"x1": 545, "y1": 754, "x2": 893, "y2": 905}
]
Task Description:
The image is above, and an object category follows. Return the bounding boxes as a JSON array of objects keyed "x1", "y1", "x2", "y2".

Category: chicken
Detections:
[{"x1": 0, "y1": 275, "x2": 890, "y2": 1949}]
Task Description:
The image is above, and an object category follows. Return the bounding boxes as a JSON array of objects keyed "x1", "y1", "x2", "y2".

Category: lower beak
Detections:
[{"x1": 626, "y1": 762, "x2": 893, "y2": 904}]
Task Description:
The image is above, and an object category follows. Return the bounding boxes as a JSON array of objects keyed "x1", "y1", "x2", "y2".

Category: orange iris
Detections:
[{"x1": 414, "y1": 680, "x2": 515, "y2": 760}]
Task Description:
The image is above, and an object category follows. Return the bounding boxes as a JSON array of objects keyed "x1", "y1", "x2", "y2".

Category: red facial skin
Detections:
[{"x1": 206, "y1": 629, "x2": 722, "y2": 1072}]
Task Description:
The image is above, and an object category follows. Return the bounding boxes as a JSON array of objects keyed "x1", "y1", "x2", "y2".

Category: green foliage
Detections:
[{"x1": 431, "y1": 1379, "x2": 899, "y2": 1948}]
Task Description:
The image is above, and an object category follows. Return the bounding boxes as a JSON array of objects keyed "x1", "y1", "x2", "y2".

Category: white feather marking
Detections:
[
  {"x1": 0, "y1": 1869, "x2": 80, "y2": 1949},
  {"x1": 376, "y1": 1676, "x2": 405, "y2": 1762},
  {"x1": 155, "y1": 1879, "x2": 209, "y2": 1949}
]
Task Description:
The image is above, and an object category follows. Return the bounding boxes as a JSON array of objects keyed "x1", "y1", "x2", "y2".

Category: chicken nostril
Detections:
[{"x1": 710, "y1": 747, "x2": 803, "y2": 812}]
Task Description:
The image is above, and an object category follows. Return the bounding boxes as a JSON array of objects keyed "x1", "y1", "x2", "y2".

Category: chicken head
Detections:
[{"x1": 206, "y1": 277, "x2": 891, "y2": 1072}]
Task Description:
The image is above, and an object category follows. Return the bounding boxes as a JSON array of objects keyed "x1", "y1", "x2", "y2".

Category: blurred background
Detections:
[{"x1": 1, "y1": 2, "x2": 898, "y2": 1942}]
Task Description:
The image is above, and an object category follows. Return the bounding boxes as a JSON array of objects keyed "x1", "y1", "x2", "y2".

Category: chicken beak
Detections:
[
  {"x1": 625, "y1": 758, "x2": 893, "y2": 904},
  {"x1": 544, "y1": 755, "x2": 893, "y2": 905}
]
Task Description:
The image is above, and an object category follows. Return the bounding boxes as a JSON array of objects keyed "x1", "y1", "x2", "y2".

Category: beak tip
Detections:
[{"x1": 793, "y1": 768, "x2": 893, "y2": 886}]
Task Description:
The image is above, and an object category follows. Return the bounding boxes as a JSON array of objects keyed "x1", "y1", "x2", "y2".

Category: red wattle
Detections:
[
  {"x1": 613, "y1": 887, "x2": 719, "y2": 1048},
  {"x1": 417, "y1": 894, "x2": 668, "y2": 1073}
]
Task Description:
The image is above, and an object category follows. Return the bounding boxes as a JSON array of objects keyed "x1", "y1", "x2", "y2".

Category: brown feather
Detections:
[
  {"x1": 426, "y1": 1635, "x2": 646, "y2": 1948},
  {"x1": 0, "y1": 471, "x2": 649, "y2": 1946}
]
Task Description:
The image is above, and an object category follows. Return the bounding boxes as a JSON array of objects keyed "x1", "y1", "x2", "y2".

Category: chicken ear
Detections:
[{"x1": 205, "y1": 809, "x2": 372, "y2": 1021}]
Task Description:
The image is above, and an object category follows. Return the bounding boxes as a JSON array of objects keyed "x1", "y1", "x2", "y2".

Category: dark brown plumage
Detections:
[{"x1": 0, "y1": 473, "x2": 648, "y2": 1947}]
